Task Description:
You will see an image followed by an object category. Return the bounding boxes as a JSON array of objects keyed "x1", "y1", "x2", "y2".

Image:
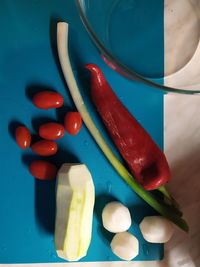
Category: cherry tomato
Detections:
[
  {"x1": 33, "y1": 91, "x2": 64, "y2": 109},
  {"x1": 29, "y1": 160, "x2": 57, "y2": 180},
  {"x1": 39, "y1": 122, "x2": 64, "y2": 140},
  {"x1": 64, "y1": 112, "x2": 82, "y2": 135},
  {"x1": 15, "y1": 126, "x2": 31, "y2": 149},
  {"x1": 32, "y1": 140, "x2": 58, "y2": 156}
]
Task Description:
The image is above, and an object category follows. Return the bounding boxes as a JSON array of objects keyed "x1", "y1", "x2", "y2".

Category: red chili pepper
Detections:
[{"x1": 85, "y1": 64, "x2": 171, "y2": 191}]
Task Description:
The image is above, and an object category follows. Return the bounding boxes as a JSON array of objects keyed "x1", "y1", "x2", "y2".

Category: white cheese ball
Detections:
[
  {"x1": 111, "y1": 232, "x2": 139, "y2": 260},
  {"x1": 140, "y1": 216, "x2": 174, "y2": 243},
  {"x1": 102, "y1": 202, "x2": 131, "y2": 233}
]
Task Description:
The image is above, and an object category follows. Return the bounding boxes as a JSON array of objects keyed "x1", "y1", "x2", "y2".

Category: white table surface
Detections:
[{"x1": 1, "y1": 0, "x2": 200, "y2": 266}]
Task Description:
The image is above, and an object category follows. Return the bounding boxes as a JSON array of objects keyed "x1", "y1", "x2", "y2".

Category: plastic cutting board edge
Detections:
[{"x1": 0, "y1": 0, "x2": 164, "y2": 263}]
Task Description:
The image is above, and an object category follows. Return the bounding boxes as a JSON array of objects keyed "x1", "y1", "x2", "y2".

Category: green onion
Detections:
[{"x1": 57, "y1": 22, "x2": 188, "y2": 232}]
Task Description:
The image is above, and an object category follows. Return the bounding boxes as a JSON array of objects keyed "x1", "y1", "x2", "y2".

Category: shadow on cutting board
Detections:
[
  {"x1": 128, "y1": 205, "x2": 150, "y2": 225},
  {"x1": 31, "y1": 115, "x2": 57, "y2": 133},
  {"x1": 35, "y1": 179, "x2": 56, "y2": 234},
  {"x1": 94, "y1": 194, "x2": 116, "y2": 245},
  {"x1": 25, "y1": 83, "x2": 57, "y2": 102},
  {"x1": 21, "y1": 153, "x2": 55, "y2": 233},
  {"x1": 8, "y1": 119, "x2": 25, "y2": 141}
]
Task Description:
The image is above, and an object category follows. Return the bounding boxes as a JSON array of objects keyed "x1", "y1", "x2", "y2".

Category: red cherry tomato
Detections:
[
  {"x1": 15, "y1": 126, "x2": 31, "y2": 149},
  {"x1": 64, "y1": 112, "x2": 82, "y2": 135},
  {"x1": 33, "y1": 91, "x2": 64, "y2": 109},
  {"x1": 32, "y1": 140, "x2": 58, "y2": 156},
  {"x1": 39, "y1": 122, "x2": 64, "y2": 140},
  {"x1": 29, "y1": 160, "x2": 57, "y2": 180}
]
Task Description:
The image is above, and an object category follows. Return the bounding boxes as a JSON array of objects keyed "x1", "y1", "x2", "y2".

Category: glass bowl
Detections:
[{"x1": 76, "y1": 0, "x2": 200, "y2": 94}]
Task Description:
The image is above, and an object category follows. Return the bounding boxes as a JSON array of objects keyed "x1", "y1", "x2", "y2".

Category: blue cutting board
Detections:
[{"x1": 0, "y1": 0, "x2": 164, "y2": 263}]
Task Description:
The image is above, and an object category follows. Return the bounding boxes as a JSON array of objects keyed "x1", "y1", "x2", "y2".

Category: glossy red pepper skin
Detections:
[{"x1": 85, "y1": 64, "x2": 171, "y2": 191}]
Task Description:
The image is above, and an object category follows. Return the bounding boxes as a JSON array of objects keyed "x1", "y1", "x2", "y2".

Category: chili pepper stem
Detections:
[
  {"x1": 158, "y1": 186, "x2": 180, "y2": 209},
  {"x1": 57, "y1": 22, "x2": 188, "y2": 232},
  {"x1": 158, "y1": 185, "x2": 172, "y2": 200}
]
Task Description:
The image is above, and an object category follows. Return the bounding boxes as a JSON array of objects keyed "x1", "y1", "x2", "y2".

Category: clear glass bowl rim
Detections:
[{"x1": 76, "y1": 0, "x2": 200, "y2": 95}]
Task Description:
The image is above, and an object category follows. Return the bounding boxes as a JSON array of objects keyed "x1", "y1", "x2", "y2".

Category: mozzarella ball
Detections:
[
  {"x1": 102, "y1": 201, "x2": 131, "y2": 233},
  {"x1": 111, "y1": 232, "x2": 139, "y2": 260},
  {"x1": 140, "y1": 216, "x2": 174, "y2": 243}
]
